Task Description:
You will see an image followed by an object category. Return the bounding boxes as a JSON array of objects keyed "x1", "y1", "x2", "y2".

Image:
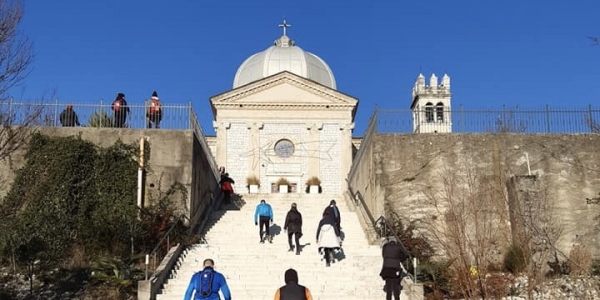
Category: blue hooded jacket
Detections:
[
  {"x1": 254, "y1": 201, "x2": 273, "y2": 223},
  {"x1": 184, "y1": 267, "x2": 231, "y2": 300}
]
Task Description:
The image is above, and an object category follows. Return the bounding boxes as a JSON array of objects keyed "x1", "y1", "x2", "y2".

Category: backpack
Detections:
[
  {"x1": 221, "y1": 180, "x2": 233, "y2": 194},
  {"x1": 198, "y1": 269, "x2": 214, "y2": 298},
  {"x1": 149, "y1": 99, "x2": 161, "y2": 114},
  {"x1": 113, "y1": 99, "x2": 123, "y2": 112}
]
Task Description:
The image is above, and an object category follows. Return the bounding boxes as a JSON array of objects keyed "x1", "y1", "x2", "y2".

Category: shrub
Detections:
[
  {"x1": 569, "y1": 244, "x2": 592, "y2": 276},
  {"x1": 484, "y1": 273, "x2": 514, "y2": 299},
  {"x1": 88, "y1": 110, "x2": 113, "y2": 127},
  {"x1": 504, "y1": 244, "x2": 527, "y2": 273},
  {"x1": 246, "y1": 175, "x2": 260, "y2": 186},
  {"x1": 305, "y1": 176, "x2": 321, "y2": 186},
  {"x1": 276, "y1": 177, "x2": 290, "y2": 186}
]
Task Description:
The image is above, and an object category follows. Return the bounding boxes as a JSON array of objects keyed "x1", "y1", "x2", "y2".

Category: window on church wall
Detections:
[
  {"x1": 425, "y1": 103, "x2": 434, "y2": 123},
  {"x1": 274, "y1": 139, "x2": 295, "y2": 158},
  {"x1": 436, "y1": 103, "x2": 444, "y2": 123}
]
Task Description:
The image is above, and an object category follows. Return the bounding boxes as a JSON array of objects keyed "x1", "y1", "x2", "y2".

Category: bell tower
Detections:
[{"x1": 410, "y1": 73, "x2": 452, "y2": 133}]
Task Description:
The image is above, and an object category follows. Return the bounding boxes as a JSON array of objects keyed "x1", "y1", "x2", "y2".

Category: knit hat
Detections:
[
  {"x1": 151, "y1": 91, "x2": 159, "y2": 100},
  {"x1": 387, "y1": 236, "x2": 397, "y2": 243},
  {"x1": 116, "y1": 93, "x2": 125, "y2": 100},
  {"x1": 291, "y1": 203, "x2": 297, "y2": 208},
  {"x1": 284, "y1": 268, "x2": 298, "y2": 284}
]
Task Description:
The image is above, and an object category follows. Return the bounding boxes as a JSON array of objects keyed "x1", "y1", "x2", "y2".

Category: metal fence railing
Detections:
[
  {"x1": 0, "y1": 101, "x2": 194, "y2": 130},
  {"x1": 0, "y1": 99, "x2": 222, "y2": 184},
  {"x1": 374, "y1": 105, "x2": 600, "y2": 134}
]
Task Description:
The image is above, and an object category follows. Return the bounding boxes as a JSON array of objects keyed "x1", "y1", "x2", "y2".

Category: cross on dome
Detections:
[{"x1": 278, "y1": 19, "x2": 291, "y2": 36}]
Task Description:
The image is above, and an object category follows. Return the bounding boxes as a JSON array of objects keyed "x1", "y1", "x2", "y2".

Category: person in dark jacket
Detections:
[
  {"x1": 323, "y1": 199, "x2": 341, "y2": 232},
  {"x1": 380, "y1": 236, "x2": 409, "y2": 300},
  {"x1": 59, "y1": 105, "x2": 80, "y2": 127},
  {"x1": 219, "y1": 173, "x2": 235, "y2": 206},
  {"x1": 111, "y1": 92, "x2": 130, "y2": 128},
  {"x1": 284, "y1": 203, "x2": 303, "y2": 255},
  {"x1": 184, "y1": 258, "x2": 231, "y2": 300},
  {"x1": 254, "y1": 199, "x2": 274, "y2": 243},
  {"x1": 273, "y1": 268, "x2": 313, "y2": 300}
]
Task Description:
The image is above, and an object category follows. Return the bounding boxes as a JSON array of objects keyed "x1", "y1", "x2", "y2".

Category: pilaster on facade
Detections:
[
  {"x1": 307, "y1": 122, "x2": 324, "y2": 178},
  {"x1": 213, "y1": 121, "x2": 231, "y2": 169},
  {"x1": 340, "y1": 122, "x2": 355, "y2": 192},
  {"x1": 246, "y1": 122, "x2": 264, "y2": 176}
]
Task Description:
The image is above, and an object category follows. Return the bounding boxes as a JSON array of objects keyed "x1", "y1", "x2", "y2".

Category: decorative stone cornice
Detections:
[
  {"x1": 246, "y1": 122, "x2": 264, "y2": 130},
  {"x1": 307, "y1": 122, "x2": 324, "y2": 130},
  {"x1": 212, "y1": 121, "x2": 231, "y2": 130},
  {"x1": 340, "y1": 123, "x2": 355, "y2": 131},
  {"x1": 211, "y1": 72, "x2": 357, "y2": 106}
]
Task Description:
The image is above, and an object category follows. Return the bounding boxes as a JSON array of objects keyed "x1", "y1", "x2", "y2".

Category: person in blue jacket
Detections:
[
  {"x1": 184, "y1": 258, "x2": 231, "y2": 300},
  {"x1": 254, "y1": 199, "x2": 274, "y2": 243}
]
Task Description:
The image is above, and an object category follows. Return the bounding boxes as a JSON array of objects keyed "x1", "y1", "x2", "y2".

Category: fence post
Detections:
[
  {"x1": 189, "y1": 102, "x2": 193, "y2": 130},
  {"x1": 8, "y1": 98, "x2": 12, "y2": 124},
  {"x1": 54, "y1": 98, "x2": 59, "y2": 127},
  {"x1": 460, "y1": 104, "x2": 465, "y2": 132},
  {"x1": 589, "y1": 104, "x2": 594, "y2": 133},
  {"x1": 546, "y1": 104, "x2": 550, "y2": 133}
]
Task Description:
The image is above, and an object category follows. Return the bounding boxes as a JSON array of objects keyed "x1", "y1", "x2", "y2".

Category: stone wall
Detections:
[
  {"x1": 352, "y1": 133, "x2": 600, "y2": 257},
  {"x1": 0, "y1": 127, "x2": 220, "y2": 225}
]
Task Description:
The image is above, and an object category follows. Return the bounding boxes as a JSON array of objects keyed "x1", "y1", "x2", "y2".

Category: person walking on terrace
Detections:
[
  {"x1": 145, "y1": 91, "x2": 163, "y2": 128},
  {"x1": 316, "y1": 209, "x2": 341, "y2": 267},
  {"x1": 254, "y1": 199, "x2": 274, "y2": 243},
  {"x1": 380, "y1": 236, "x2": 409, "y2": 300},
  {"x1": 59, "y1": 105, "x2": 80, "y2": 127},
  {"x1": 284, "y1": 202, "x2": 303, "y2": 255},
  {"x1": 184, "y1": 258, "x2": 231, "y2": 300},
  {"x1": 273, "y1": 268, "x2": 313, "y2": 300}
]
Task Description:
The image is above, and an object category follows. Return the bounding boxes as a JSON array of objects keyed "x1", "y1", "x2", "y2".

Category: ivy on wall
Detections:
[{"x1": 0, "y1": 132, "x2": 189, "y2": 279}]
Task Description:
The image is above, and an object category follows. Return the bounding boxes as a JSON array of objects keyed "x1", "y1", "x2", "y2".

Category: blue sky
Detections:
[{"x1": 16, "y1": 0, "x2": 600, "y2": 135}]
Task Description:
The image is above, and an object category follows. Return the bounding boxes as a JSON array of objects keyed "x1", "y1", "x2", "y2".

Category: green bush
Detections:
[
  {"x1": 0, "y1": 133, "x2": 189, "y2": 280},
  {"x1": 504, "y1": 244, "x2": 527, "y2": 273},
  {"x1": 88, "y1": 110, "x2": 113, "y2": 127}
]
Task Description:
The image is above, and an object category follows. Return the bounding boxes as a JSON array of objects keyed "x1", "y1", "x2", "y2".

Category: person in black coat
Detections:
[
  {"x1": 380, "y1": 236, "x2": 409, "y2": 300},
  {"x1": 59, "y1": 105, "x2": 80, "y2": 127},
  {"x1": 323, "y1": 199, "x2": 341, "y2": 233},
  {"x1": 284, "y1": 203, "x2": 303, "y2": 255}
]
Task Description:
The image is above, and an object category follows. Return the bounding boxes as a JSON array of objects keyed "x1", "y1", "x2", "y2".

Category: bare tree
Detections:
[
  {"x1": 0, "y1": 0, "x2": 45, "y2": 165},
  {"x1": 508, "y1": 176, "x2": 564, "y2": 299},
  {"x1": 422, "y1": 165, "x2": 511, "y2": 299}
]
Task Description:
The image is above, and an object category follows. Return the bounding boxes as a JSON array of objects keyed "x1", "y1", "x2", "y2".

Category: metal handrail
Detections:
[
  {"x1": 346, "y1": 180, "x2": 415, "y2": 281},
  {"x1": 148, "y1": 214, "x2": 190, "y2": 273}
]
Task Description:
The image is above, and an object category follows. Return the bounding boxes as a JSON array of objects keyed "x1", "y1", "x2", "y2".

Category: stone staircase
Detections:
[{"x1": 156, "y1": 193, "x2": 405, "y2": 300}]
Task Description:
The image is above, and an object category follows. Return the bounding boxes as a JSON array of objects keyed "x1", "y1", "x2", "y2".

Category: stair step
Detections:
[{"x1": 153, "y1": 194, "x2": 403, "y2": 300}]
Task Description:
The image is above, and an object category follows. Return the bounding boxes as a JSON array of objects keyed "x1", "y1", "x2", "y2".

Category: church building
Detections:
[
  {"x1": 208, "y1": 21, "x2": 358, "y2": 194},
  {"x1": 207, "y1": 21, "x2": 453, "y2": 194}
]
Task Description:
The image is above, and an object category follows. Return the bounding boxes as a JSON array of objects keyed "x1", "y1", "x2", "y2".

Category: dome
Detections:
[{"x1": 233, "y1": 34, "x2": 337, "y2": 89}]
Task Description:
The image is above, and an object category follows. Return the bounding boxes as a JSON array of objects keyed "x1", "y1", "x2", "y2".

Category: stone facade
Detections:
[
  {"x1": 210, "y1": 71, "x2": 358, "y2": 194},
  {"x1": 347, "y1": 132, "x2": 600, "y2": 258}
]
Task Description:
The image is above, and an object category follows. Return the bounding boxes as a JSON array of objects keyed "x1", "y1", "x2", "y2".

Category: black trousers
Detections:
[
  {"x1": 287, "y1": 232, "x2": 301, "y2": 249},
  {"x1": 323, "y1": 248, "x2": 334, "y2": 264},
  {"x1": 384, "y1": 278, "x2": 401, "y2": 300},
  {"x1": 147, "y1": 113, "x2": 161, "y2": 128},
  {"x1": 259, "y1": 216, "x2": 270, "y2": 239},
  {"x1": 113, "y1": 114, "x2": 127, "y2": 128}
]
